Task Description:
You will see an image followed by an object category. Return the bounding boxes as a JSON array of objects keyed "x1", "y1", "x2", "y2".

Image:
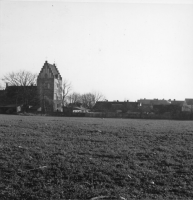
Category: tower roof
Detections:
[
  {"x1": 38, "y1": 61, "x2": 62, "y2": 79},
  {"x1": 185, "y1": 99, "x2": 193, "y2": 105},
  {"x1": 47, "y1": 63, "x2": 59, "y2": 76}
]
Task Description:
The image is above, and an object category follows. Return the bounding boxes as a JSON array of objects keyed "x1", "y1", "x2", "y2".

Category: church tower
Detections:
[{"x1": 37, "y1": 61, "x2": 62, "y2": 112}]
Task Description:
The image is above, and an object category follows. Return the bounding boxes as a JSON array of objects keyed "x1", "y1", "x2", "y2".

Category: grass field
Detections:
[{"x1": 0, "y1": 114, "x2": 193, "y2": 200}]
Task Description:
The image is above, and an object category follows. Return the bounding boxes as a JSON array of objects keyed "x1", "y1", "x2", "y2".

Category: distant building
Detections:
[
  {"x1": 93, "y1": 101, "x2": 139, "y2": 113},
  {"x1": 170, "y1": 99, "x2": 184, "y2": 106},
  {"x1": 182, "y1": 99, "x2": 193, "y2": 112},
  {"x1": 0, "y1": 104, "x2": 22, "y2": 114},
  {"x1": 0, "y1": 84, "x2": 38, "y2": 113},
  {"x1": 138, "y1": 99, "x2": 171, "y2": 113},
  {"x1": 0, "y1": 61, "x2": 63, "y2": 113},
  {"x1": 37, "y1": 61, "x2": 63, "y2": 112}
]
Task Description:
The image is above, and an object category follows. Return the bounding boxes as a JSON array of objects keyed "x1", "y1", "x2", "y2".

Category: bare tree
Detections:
[
  {"x1": 2, "y1": 70, "x2": 37, "y2": 86},
  {"x1": 81, "y1": 93, "x2": 94, "y2": 109},
  {"x1": 67, "y1": 92, "x2": 81, "y2": 106},
  {"x1": 62, "y1": 80, "x2": 72, "y2": 107},
  {"x1": 2, "y1": 70, "x2": 38, "y2": 109},
  {"x1": 81, "y1": 91, "x2": 105, "y2": 109},
  {"x1": 93, "y1": 91, "x2": 105, "y2": 102}
]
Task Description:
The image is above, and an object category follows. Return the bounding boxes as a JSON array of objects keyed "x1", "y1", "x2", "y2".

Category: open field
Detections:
[{"x1": 0, "y1": 115, "x2": 193, "y2": 200}]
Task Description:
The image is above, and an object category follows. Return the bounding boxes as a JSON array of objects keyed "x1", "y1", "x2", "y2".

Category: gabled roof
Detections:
[
  {"x1": 152, "y1": 100, "x2": 170, "y2": 105},
  {"x1": 171, "y1": 100, "x2": 184, "y2": 106},
  {"x1": 138, "y1": 99, "x2": 151, "y2": 104},
  {"x1": 185, "y1": 99, "x2": 193, "y2": 105},
  {"x1": 95, "y1": 101, "x2": 138, "y2": 107},
  {"x1": 38, "y1": 61, "x2": 62, "y2": 79},
  {"x1": 111, "y1": 104, "x2": 123, "y2": 109},
  {"x1": 93, "y1": 101, "x2": 139, "y2": 112},
  {"x1": 138, "y1": 99, "x2": 170, "y2": 105},
  {"x1": 47, "y1": 63, "x2": 59, "y2": 76}
]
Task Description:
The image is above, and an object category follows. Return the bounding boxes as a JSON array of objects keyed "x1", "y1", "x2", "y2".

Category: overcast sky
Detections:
[{"x1": 0, "y1": 0, "x2": 193, "y2": 101}]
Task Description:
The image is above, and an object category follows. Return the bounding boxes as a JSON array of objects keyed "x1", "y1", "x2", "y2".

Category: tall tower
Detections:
[{"x1": 37, "y1": 61, "x2": 62, "y2": 112}]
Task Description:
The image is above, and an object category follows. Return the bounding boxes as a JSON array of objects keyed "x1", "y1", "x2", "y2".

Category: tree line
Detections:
[{"x1": 0, "y1": 70, "x2": 105, "y2": 110}]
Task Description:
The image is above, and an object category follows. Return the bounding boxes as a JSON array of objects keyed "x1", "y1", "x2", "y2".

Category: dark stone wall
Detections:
[
  {"x1": 37, "y1": 75, "x2": 62, "y2": 112},
  {"x1": 37, "y1": 78, "x2": 55, "y2": 112}
]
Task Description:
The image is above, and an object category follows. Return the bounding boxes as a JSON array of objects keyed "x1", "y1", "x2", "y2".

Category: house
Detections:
[
  {"x1": 28, "y1": 105, "x2": 42, "y2": 112},
  {"x1": 37, "y1": 61, "x2": 63, "y2": 112},
  {"x1": 0, "y1": 83, "x2": 38, "y2": 111},
  {"x1": 67, "y1": 102, "x2": 89, "y2": 113},
  {"x1": 182, "y1": 99, "x2": 193, "y2": 112},
  {"x1": 170, "y1": 99, "x2": 184, "y2": 106},
  {"x1": 72, "y1": 107, "x2": 89, "y2": 113},
  {"x1": 93, "y1": 101, "x2": 139, "y2": 113},
  {"x1": 138, "y1": 99, "x2": 171, "y2": 113},
  {"x1": 0, "y1": 104, "x2": 22, "y2": 114},
  {"x1": 137, "y1": 99, "x2": 153, "y2": 112},
  {"x1": 153, "y1": 99, "x2": 183, "y2": 114},
  {"x1": 5, "y1": 85, "x2": 38, "y2": 106},
  {"x1": 170, "y1": 100, "x2": 184, "y2": 113}
]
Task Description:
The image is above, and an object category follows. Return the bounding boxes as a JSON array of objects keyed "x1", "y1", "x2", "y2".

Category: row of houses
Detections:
[
  {"x1": 138, "y1": 98, "x2": 193, "y2": 113},
  {"x1": 93, "y1": 98, "x2": 193, "y2": 114}
]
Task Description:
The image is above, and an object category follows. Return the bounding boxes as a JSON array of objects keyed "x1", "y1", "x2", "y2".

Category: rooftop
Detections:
[
  {"x1": 38, "y1": 61, "x2": 62, "y2": 80},
  {"x1": 185, "y1": 99, "x2": 193, "y2": 105}
]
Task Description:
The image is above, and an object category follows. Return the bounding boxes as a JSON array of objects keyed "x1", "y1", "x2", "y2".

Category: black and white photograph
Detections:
[{"x1": 0, "y1": 0, "x2": 193, "y2": 199}]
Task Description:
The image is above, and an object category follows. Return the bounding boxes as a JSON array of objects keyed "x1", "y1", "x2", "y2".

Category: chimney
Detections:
[{"x1": 6, "y1": 83, "x2": 8, "y2": 88}]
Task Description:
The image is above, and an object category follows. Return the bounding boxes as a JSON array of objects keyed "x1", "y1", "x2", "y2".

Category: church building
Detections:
[{"x1": 37, "y1": 61, "x2": 63, "y2": 112}]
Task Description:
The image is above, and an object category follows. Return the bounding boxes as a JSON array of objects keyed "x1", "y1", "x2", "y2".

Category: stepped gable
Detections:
[
  {"x1": 38, "y1": 61, "x2": 47, "y2": 78},
  {"x1": 49, "y1": 63, "x2": 62, "y2": 79},
  {"x1": 38, "y1": 61, "x2": 62, "y2": 79}
]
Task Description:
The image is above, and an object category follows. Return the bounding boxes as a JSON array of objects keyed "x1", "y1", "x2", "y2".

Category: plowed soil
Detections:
[{"x1": 0, "y1": 115, "x2": 193, "y2": 200}]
